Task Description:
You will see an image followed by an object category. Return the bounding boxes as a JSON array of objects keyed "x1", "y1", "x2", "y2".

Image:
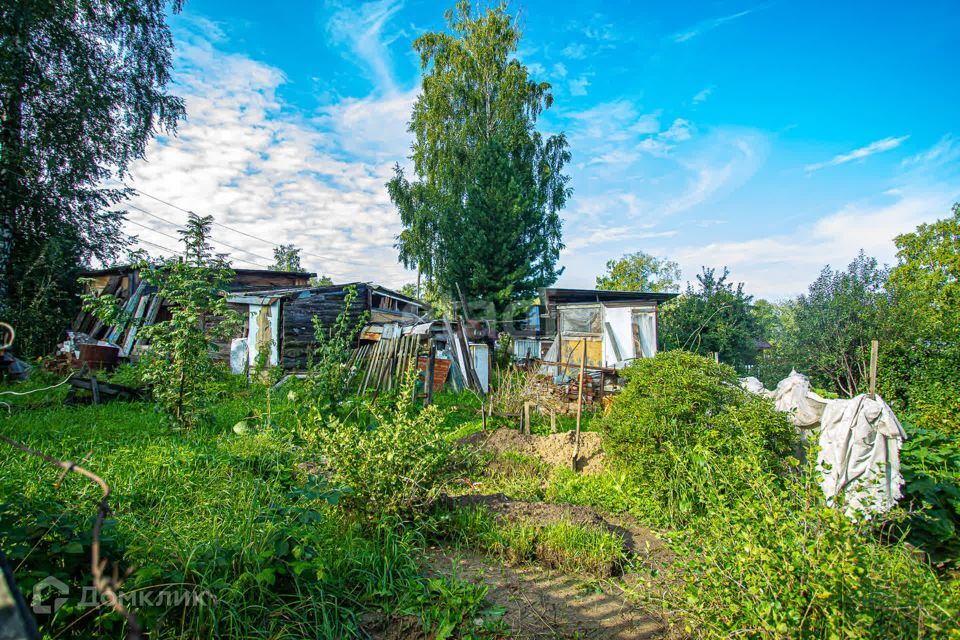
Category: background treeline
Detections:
[{"x1": 602, "y1": 204, "x2": 959, "y2": 435}]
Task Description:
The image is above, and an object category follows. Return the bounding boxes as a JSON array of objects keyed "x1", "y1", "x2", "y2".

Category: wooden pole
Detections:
[
  {"x1": 550, "y1": 410, "x2": 556, "y2": 434},
  {"x1": 869, "y1": 339, "x2": 879, "y2": 400},
  {"x1": 572, "y1": 339, "x2": 587, "y2": 471},
  {"x1": 523, "y1": 401, "x2": 530, "y2": 435},
  {"x1": 424, "y1": 342, "x2": 436, "y2": 407}
]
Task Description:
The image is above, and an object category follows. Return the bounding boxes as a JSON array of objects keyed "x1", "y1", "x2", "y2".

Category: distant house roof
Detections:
[
  {"x1": 79, "y1": 264, "x2": 316, "y2": 280},
  {"x1": 541, "y1": 287, "x2": 678, "y2": 306}
]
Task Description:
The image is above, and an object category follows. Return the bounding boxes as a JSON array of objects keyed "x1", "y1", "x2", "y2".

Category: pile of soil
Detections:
[
  {"x1": 460, "y1": 427, "x2": 606, "y2": 474},
  {"x1": 442, "y1": 493, "x2": 669, "y2": 560}
]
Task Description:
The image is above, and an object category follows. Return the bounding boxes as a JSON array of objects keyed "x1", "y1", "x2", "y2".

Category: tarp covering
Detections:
[{"x1": 744, "y1": 371, "x2": 906, "y2": 516}]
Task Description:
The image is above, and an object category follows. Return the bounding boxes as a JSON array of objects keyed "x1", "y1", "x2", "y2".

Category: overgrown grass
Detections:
[
  {"x1": 0, "y1": 383, "x2": 498, "y2": 638},
  {"x1": 432, "y1": 506, "x2": 626, "y2": 577}
]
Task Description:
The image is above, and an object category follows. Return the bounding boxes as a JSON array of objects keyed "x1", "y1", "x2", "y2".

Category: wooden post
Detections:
[
  {"x1": 90, "y1": 375, "x2": 100, "y2": 405},
  {"x1": 572, "y1": 339, "x2": 587, "y2": 471},
  {"x1": 424, "y1": 343, "x2": 436, "y2": 407},
  {"x1": 481, "y1": 398, "x2": 488, "y2": 432},
  {"x1": 550, "y1": 410, "x2": 557, "y2": 433},
  {"x1": 714, "y1": 351, "x2": 719, "y2": 364},
  {"x1": 523, "y1": 401, "x2": 530, "y2": 435},
  {"x1": 869, "y1": 339, "x2": 879, "y2": 400}
]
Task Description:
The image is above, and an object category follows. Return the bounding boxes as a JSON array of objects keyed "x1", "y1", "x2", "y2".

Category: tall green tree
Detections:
[
  {"x1": 882, "y1": 204, "x2": 960, "y2": 431},
  {"x1": 781, "y1": 251, "x2": 888, "y2": 397},
  {"x1": 595, "y1": 251, "x2": 681, "y2": 292},
  {"x1": 271, "y1": 244, "x2": 303, "y2": 272},
  {"x1": 659, "y1": 267, "x2": 761, "y2": 371},
  {"x1": 388, "y1": 2, "x2": 570, "y2": 313},
  {"x1": 0, "y1": 0, "x2": 185, "y2": 356}
]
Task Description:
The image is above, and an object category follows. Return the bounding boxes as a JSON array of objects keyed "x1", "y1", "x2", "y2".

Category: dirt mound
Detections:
[
  {"x1": 442, "y1": 493, "x2": 669, "y2": 561},
  {"x1": 460, "y1": 428, "x2": 606, "y2": 474}
]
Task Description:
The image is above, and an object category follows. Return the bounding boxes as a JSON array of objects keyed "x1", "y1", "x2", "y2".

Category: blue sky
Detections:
[{"x1": 121, "y1": 0, "x2": 959, "y2": 298}]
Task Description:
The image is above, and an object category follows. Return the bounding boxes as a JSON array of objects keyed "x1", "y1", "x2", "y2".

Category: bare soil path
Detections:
[{"x1": 424, "y1": 545, "x2": 665, "y2": 639}]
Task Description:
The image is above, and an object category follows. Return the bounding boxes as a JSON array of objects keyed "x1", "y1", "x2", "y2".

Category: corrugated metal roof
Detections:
[{"x1": 541, "y1": 287, "x2": 678, "y2": 305}]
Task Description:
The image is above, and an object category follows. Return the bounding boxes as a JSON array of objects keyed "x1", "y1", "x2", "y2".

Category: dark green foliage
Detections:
[
  {"x1": 778, "y1": 251, "x2": 889, "y2": 397},
  {"x1": 658, "y1": 267, "x2": 762, "y2": 371},
  {"x1": 271, "y1": 244, "x2": 303, "y2": 272},
  {"x1": 595, "y1": 251, "x2": 680, "y2": 292},
  {"x1": 0, "y1": 386, "x2": 496, "y2": 639},
  {"x1": 0, "y1": 0, "x2": 185, "y2": 356},
  {"x1": 897, "y1": 426, "x2": 960, "y2": 568},
  {"x1": 881, "y1": 204, "x2": 960, "y2": 432},
  {"x1": 599, "y1": 350, "x2": 797, "y2": 527},
  {"x1": 656, "y1": 465, "x2": 959, "y2": 639},
  {"x1": 388, "y1": 2, "x2": 570, "y2": 312}
]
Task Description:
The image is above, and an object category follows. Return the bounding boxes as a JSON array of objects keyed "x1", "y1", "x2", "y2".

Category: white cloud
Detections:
[
  {"x1": 569, "y1": 75, "x2": 591, "y2": 96},
  {"x1": 672, "y1": 8, "x2": 756, "y2": 43},
  {"x1": 552, "y1": 62, "x2": 568, "y2": 78},
  {"x1": 804, "y1": 135, "x2": 909, "y2": 173},
  {"x1": 692, "y1": 86, "x2": 714, "y2": 104},
  {"x1": 119, "y1": 18, "x2": 415, "y2": 286},
  {"x1": 563, "y1": 227, "x2": 676, "y2": 253},
  {"x1": 325, "y1": 0, "x2": 405, "y2": 94},
  {"x1": 672, "y1": 190, "x2": 954, "y2": 298},
  {"x1": 562, "y1": 42, "x2": 587, "y2": 59},
  {"x1": 901, "y1": 134, "x2": 959, "y2": 170}
]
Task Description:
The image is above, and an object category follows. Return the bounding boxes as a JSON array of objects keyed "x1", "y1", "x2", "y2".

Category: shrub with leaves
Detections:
[
  {"x1": 653, "y1": 463, "x2": 960, "y2": 639},
  {"x1": 83, "y1": 214, "x2": 239, "y2": 426},
  {"x1": 599, "y1": 350, "x2": 797, "y2": 527},
  {"x1": 306, "y1": 286, "x2": 367, "y2": 410},
  {"x1": 321, "y1": 373, "x2": 466, "y2": 520},
  {"x1": 897, "y1": 426, "x2": 960, "y2": 569}
]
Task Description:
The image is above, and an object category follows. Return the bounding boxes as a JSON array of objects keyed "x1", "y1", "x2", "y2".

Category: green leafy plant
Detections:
[
  {"x1": 83, "y1": 214, "x2": 240, "y2": 426},
  {"x1": 897, "y1": 425, "x2": 960, "y2": 568},
  {"x1": 320, "y1": 372, "x2": 466, "y2": 520},
  {"x1": 599, "y1": 349, "x2": 797, "y2": 527},
  {"x1": 658, "y1": 267, "x2": 763, "y2": 371},
  {"x1": 652, "y1": 462, "x2": 960, "y2": 639},
  {"x1": 291, "y1": 285, "x2": 368, "y2": 440}
]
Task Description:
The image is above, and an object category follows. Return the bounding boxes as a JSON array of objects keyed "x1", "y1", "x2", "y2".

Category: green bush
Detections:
[
  {"x1": 653, "y1": 466, "x2": 960, "y2": 639},
  {"x1": 321, "y1": 376, "x2": 467, "y2": 520},
  {"x1": 599, "y1": 350, "x2": 797, "y2": 527},
  {"x1": 898, "y1": 425, "x2": 960, "y2": 568}
]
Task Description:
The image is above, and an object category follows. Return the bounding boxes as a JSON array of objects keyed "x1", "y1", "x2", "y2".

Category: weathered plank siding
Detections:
[{"x1": 280, "y1": 284, "x2": 370, "y2": 370}]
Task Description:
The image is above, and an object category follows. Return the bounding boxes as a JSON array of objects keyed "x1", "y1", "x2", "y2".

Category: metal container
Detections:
[{"x1": 78, "y1": 344, "x2": 120, "y2": 371}]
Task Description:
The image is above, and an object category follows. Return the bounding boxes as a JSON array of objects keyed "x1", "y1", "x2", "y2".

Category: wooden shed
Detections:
[
  {"x1": 532, "y1": 288, "x2": 678, "y2": 369},
  {"x1": 72, "y1": 264, "x2": 315, "y2": 356},
  {"x1": 225, "y1": 282, "x2": 428, "y2": 371}
]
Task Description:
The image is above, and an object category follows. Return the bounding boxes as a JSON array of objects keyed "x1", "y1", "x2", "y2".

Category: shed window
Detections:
[{"x1": 560, "y1": 305, "x2": 601, "y2": 335}]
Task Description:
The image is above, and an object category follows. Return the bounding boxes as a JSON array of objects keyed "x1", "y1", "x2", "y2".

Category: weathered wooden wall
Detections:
[{"x1": 280, "y1": 285, "x2": 370, "y2": 370}]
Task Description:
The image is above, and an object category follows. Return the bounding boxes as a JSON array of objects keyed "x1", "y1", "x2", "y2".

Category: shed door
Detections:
[
  {"x1": 247, "y1": 300, "x2": 280, "y2": 367},
  {"x1": 601, "y1": 305, "x2": 635, "y2": 366},
  {"x1": 632, "y1": 309, "x2": 657, "y2": 358}
]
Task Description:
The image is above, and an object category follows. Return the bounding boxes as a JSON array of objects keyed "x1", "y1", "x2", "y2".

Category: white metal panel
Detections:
[
  {"x1": 601, "y1": 305, "x2": 635, "y2": 366},
  {"x1": 247, "y1": 300, "x2": 280, "y2": 367},
  {"x1": 469, "y1": 343, "x2": 490, "y2": 393},
  {"x1": 633, "y1": 310, "x2": 657, "y2": 358}
]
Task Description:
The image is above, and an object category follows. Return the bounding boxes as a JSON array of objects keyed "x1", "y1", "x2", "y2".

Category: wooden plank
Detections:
[
  {"x1": 869, "y1": 339, "x2": 879, "y2": 399},
  {"x1": 572, "y1": 339, "x2": 587, "y2": 471}
]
